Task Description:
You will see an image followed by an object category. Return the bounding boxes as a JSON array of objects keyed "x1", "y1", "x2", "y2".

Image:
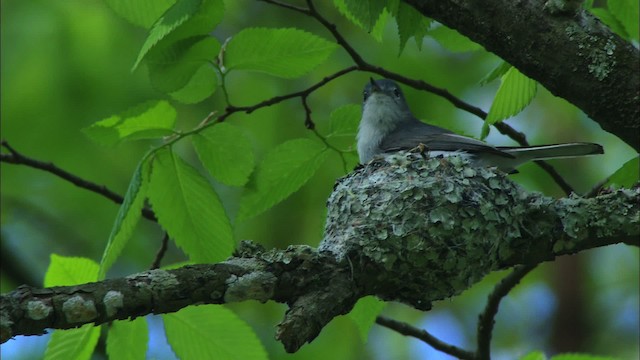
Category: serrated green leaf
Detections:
[
  {"x1": 164, "y1": 306, "x2": 267, "y2": 360},
  {"x1": 148, "y1": 148, "x2": 234, "y2": 263},
  {"x1": 590, "y1": 8, "x2": 630, "y2": 39},
  {"x1": 482, "y1": 66, "x2": 537, "y2": 139},
  {"x1": 98, "y1": 157, "x2": 151, "y2": 279},
  {"x1": 479, "y1": 61, "x2": 512, "y2": 86},
  {"x1": 44, "y1": 325, "x2": 101, "y2": 360},
  {"x1": 520, "y1": 351, "x2": 547, "y2": 360},
  {"x1": 133, "y1": 0, "x2": 224, "y2": 70},
  {"x1": 333, "y1": 0, "x2": 388, "y2": 42},
  {"x1": 43, "y1": 256, "x2": 100, "y2": 360},
  {"x1": 224, "y1": 28, "x2": 337, "y2": 78},
  {"x1": 329, "y1": 104, "x2": 360, "y2": 137},
  {"x1": 238, "y1": 139, "x2": 329, "y2": 221},
  {"x1": 342, "y1": 0, "x2": 386, "y2": 31},
  {"x1": 193, "y1": 123, "x2": 255, "y2": 187},
  {"x1": 106, "y1": 318, "x2": 148, "y2": 360},
  {"x1": 395, "y1": 2, "x2": 431, "y2": 54},
  {"x1": 551, "y1": 354, "x2": 618, "y2": 360},
  {"x1": 607, "y1": 0, "x2": 639, "y2": 41},
  {"x1": 347, "y1": 296, "x2": 386, "y2": 343},
  {"x1": 428, "y1": 25, "x2": 483, "y2": 53},
  {"x1": 104, "y1": 0, "x2": 175, "y2": 29},
  {"x1": 147, "y1": 36, "x2": 220, "y2": 93},
  {"x1": 169, "y1": 64, "x2": 218, "y2": 104},
  {"x1": 44, "y1": 255, "x2": 99, "y2": 287},
  {"x1": 606, "y1": 156, "x2": 639, "y2": 188},
  {"x1": 83, "y1": 100, "x2": 177, "y2": 146}
]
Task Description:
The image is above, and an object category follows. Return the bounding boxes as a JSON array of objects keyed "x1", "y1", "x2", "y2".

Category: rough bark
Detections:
[
  {"x1": 403, "y1": 0, "x2": 640, "y2": 151},
  {"x1": 2, "y1": 155, "x2": 638, "y2": 352}
]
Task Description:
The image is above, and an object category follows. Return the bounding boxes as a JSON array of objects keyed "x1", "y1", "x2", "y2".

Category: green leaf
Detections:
[
  {"x1": 104, "y1": 0, "x2": 175, "y2": 29},
  {"x1": 106, "y1": 318, "x2": 149, "y2": 360},
  {"x1": 550, "y1": 354, "x2": 618, "y2": 360},
  {"x1": 164, "y1": 305, "x2": 267, "y2": 360},
  {"x1": 83, "y1": 100, "x2": 177, "y2": 146},
  {"x1": 98, "y1": 157, "x2": 151, "y2": 279},
  {"x1": 238, "y1": 138, "x2": 329, "y2": 221},
  {"x1": 428, "y1": 25, "x2": 482, "y2": 53},
  {"x1": 607, "y1": 0, "x2": 639, "y2": 41},
  {"x1": 192, "y1": 123, "x2": 255, "y2": 187},
  {"x1": 482, "y1": 66, "x2": 537, "y2": 139},
  {"x1": 43, "y1": 256, "x2": 100, "y2": 360},
  {"x1": 341, "y1": 0, "x2": 386, "y2": 31},
  {"x1": 479, "y1": 61, "x2": 512, "y2": 86},
  {"x1": 333, "y1": 0, "x2": 388, "y2": 42},
  {"x1": 224, "y1": 28, "x2": 338, "y2": 78},
  {"x1": 606, "y1": 156, "x2": 639, "y2": 188},
  {"x1": 169, "y1": 64, "x2": 218, "y2": 104},
  {"x1": 589, "y1": 8, "x2": 630, "y2": 39},
  {"x1": 147, "y1": 36, "x2": 220, "y2": 93},
  {"x1": 520, "y1": 351, "x2": 547, "y2": 360},
  {"x1": 395, "y1": 2, "x2": 431, "y2": 53},
  {"x1": 148, "y1": 148, "x2": 234, "y2": 263},
  {"x1": 133, "y1": 0, "x2": 224, "y2": 70},
  {"x1": 44, "y1": 325, "x2": 101, "y2": 360},
  {"x1": 329, "y1": 104, "x2": 360, "y2": 138},
  {"x1": 44, "y1": 254, "x2": 99, "y2": 287},
  {"x1": 347, "y1": 296, "x2": 386, "y2": 343}
]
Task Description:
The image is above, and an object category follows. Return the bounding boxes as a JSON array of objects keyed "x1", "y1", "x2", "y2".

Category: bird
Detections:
[{"x1": 357, "y1": 78, "x2": 603, "y2": 173}]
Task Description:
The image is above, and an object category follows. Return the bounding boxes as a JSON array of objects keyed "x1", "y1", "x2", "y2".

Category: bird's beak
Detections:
[{"x1": 369, "y1": 77, "x2": 381, "y2": 92}]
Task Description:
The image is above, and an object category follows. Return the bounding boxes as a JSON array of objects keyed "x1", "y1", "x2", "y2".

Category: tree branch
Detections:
[
  {"x1": 3, "y1": 155, "x2": 636, "y2": 351},
  {"x1": 403, "y1": 0, "x2": 640, "y2": 151},
  {"x1": 476, "y1": 264, "x2": 537, "y2": 359}
]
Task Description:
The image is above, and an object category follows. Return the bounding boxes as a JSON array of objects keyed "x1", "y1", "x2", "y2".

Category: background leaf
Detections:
[
  {"x1": 395, "y1": 2, "x2": 431, "y2": 53},
  {"x1": 44, "y1": 255, "x2": 99, "y2": 287},
  {"x1": 43, "y1": 256, "x2": 100, "y2": 360},
  {"x1": 237, "y1": 138, "x2": 329, "y2": 221},
  {"x1": 98, "y1": 157, "x2": 150, "y2": 279},
  {"x1": 169, "y1": 64, "x2": 218, "y2": 104},
  {"x1": 329, "y1": 104, "x2": 360, "y2": 138},
  {"x1": 83, "y1": 100, "x2": 177, "y2": 146},
  {"x1": 428, "y1": 25, "x2": 483, "y2": 53},
  {"x1": 333, "y1": 0, "x2": 388, "y2": 42},
  {"x1": 224, "y1": 28, "x2": 338, "y2": 78},
  {"x1": 347, "y1": 296, "x2": 386, "y2": 343},
  {"x1": 133, "y1": 0, "x2": 224, "y2": 69},
  {"x1": 104, "y1": 0, "x2": 175, "y2": 29},
  {"x1": 146, "y1": 36, "x2": 220, "y2": 94},
  {"x1": 163, "y1": 305, "x2": 268, "y2": 360},
  {"x1": 606, "y1": 156, "x2": 639, "y2": 188},
  {"x1": 482, "y1": 66, "x2": 537, "y2": 138},
  {"x1": 607, "y1": 0, "x2": 639, "y2": 41},
  {"x1": 148, "y1": 148, "x2": 234, "y2": 263},
  {"x1": 193, "y1": 123, "x2": 255, "y2": 187},
  {"x1": 106, "y1": 317, "x2": 149, "y2": 360},
  {"x1": 341, "y1": 0, "x2": 386, "y2": 31}
]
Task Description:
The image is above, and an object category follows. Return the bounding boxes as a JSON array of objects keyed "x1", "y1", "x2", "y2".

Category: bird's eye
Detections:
[
  {"x1": 393, "y1": 88, "x2": 401, "y2": 98},
  {"x1": 363, "y1": 90, "x2": 369, "y2": 102}
]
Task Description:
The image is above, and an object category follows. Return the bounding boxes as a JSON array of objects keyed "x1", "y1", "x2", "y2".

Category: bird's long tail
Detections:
[{"x1": 498, "y1": 142, "x2": 604, "y2": 161}]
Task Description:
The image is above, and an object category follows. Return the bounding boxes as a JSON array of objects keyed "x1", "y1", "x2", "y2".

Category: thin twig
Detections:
[
  {"x1": 476, "y1": 264, "x2": 537, "y2": 360},
  {"x1": 150, "y1": 233, "x2": 170, "y2": 269},
  {"x1": 376, "y1": 316, "x2": 475, "y2": 360},
  {"x1": 1, "y1": 141, "x2": 156, "y2": 221}
]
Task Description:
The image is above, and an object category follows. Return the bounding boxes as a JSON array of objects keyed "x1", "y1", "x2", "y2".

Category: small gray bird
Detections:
[{"x1": 358, "y1": 78, "x2": 604, "y2": 173}]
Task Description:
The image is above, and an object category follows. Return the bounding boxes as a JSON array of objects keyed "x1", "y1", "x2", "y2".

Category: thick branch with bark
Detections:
[
  {"x1": 403, "y1": 0, "x2": 640, "y2": 151},
  {"x1": 2, "y1": 155, "x2": 637, "y2": 351}
]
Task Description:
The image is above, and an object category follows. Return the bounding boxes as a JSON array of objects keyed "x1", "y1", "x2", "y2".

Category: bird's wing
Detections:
[{"x1": 380, "y1": 122, "x2": 515, "y2": 158}]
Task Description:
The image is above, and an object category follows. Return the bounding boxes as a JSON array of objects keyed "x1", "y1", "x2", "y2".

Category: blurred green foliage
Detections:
[{"x1": 1, "y1": 0, "x2": 638, "y2": 359}]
